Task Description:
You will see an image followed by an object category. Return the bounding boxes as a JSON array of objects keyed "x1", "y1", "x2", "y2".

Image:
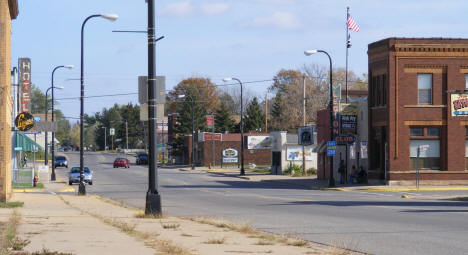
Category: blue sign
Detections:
[
  {"x1": 327, "y1": 141, "x2": 337, "y2": 147},
  {"x1": 34, "y1": 116, "x2": 41, "y2": 122},
  {"x1": 327, "y1": 148, "x2": 336, "y2": 156}
]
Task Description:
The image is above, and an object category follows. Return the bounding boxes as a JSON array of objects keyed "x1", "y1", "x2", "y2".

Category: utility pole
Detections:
[
  {"x1": 265, "y1": 93, "x2": 268, "y2": 133},
  {"x1": 145, "y1": 0, "x2": 162, "y2": 215},
  {"x1": 302, "y1": 75, "x2": 306, "y2": 175},
  {"x1": 125, "y1": 120, "x2": 128, "y2": 152}
]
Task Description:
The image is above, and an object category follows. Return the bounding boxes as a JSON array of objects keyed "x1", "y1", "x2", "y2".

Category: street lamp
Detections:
[
  {"x1": 79, "y1": 13, "x2": 118, "y2": 196},
  {"x1": 222, "y1": 77, "x2": 245, "y2": 176},
  {"x1": 178, "y1": 94, "x2": 196, "y2": 170},
  {"x1": 50, "y1": 65, "x2": 73, "y2": 181},
  {"x1": 304, "y1": 49, "x2": 335, "y2": 187},
  {"x1": 45, "y1": 85, "x2": 64, "y2": 170}
]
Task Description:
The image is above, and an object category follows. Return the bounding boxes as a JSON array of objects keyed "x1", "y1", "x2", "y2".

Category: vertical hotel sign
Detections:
[
  {"x1": 332, "y1": 85, "x2": 341, "y2": 138},
  {"x1": 18, "y1": 58, "x2": 31, "y2": 112}
]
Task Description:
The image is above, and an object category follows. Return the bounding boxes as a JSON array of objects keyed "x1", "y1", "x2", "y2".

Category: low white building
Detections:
[{"x1": 270, "y1": 131, "x2": 317, "y2": 175}]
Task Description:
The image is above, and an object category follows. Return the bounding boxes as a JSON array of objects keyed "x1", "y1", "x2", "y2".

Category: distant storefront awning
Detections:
[{"x1": 16, "y1": 132, "x2": 43, "y2": 151}]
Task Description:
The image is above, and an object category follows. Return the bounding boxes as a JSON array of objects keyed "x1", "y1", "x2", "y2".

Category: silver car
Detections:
[{"x1": 68, "y1": 166, "x2": 93, "y2": 185}]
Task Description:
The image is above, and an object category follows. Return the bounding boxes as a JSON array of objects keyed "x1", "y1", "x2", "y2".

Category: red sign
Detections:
[
  {"x1": 206, "y1": 115, "x2": 214, "y2": 127},
  {"x1": 335, "y1": 134, "x2": 356, "y2": 145},
  {"x1": 205, "y1": 133, "x2": 221, "y2": 141}
]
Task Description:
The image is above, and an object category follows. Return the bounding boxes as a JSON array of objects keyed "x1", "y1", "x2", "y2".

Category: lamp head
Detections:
[
  {"x1": 64, "y1": 65, "x2": 74, "y2": 69},
  {"x1": 304, "y1": 50, "x2": 318, "y2": 56},
  {"x1": 178, "y1": 95, "x2": 186, "y2": 99},
  {"x1": 101, "y1": 14, "x2": 119, "y2": 21},
  {"x1": 55, "y1": 86, "x2": 64, "y2": 90},
  {"x1": 223, "y1": 78, "x2": 233, "y2": 82}
]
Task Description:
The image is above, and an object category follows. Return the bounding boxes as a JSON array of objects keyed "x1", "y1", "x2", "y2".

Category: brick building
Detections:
[
  {"x1": 0, "y1": 0, "x2": 18, "y2": 201},
  {"x1": 368, "y1": 38, "x2": 468, "y2": 185}
]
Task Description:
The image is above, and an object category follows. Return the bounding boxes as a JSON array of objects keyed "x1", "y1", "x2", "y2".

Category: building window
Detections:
[
  {"x1": 410, "y1": 127, "x2": 440, "y2": 170},
  {"x1": 427, "y1": 127, "x2": 440, "y2": 137},
  {"x1": 465, "y1": 74, "x2": 468, "y2": 90},
  {"x1": 410, "y1": 127, "x2": 424, "y2": 136},
  {"x1": 418, "y1": 74, "x2": 432, "y2": 104}
]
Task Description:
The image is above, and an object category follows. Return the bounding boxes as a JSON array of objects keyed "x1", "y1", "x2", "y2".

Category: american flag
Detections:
[{"x1": 346, "y1": 15, "x2": 359, "y2": 32}]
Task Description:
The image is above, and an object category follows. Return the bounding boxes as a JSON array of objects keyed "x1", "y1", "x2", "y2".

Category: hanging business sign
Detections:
[
  {"x1": 222, "y1": 147, "x2": 238, "y2": 163},
  {"x1": 332, "y1": 85, "x2": 341, "y2": 138},
  {"x1": 340, "y1": 115, "x2": 357, "y2": 134},
  {"x1": 451, "y1": 94, "x2": 468, "y2": 116},
  {"x1": 206, "y1": 115, "x2": 214, "y2": 128},
  {"x1": 15, "y1": 112, "x2": 35, "y2": 131},
  {"x1": 18, "y1": 58, "x2": 31, "y2": 112}
]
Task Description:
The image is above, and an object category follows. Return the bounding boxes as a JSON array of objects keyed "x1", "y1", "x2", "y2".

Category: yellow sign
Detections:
[
  {"x1": 451, "y1": 94, "x2": 468, "y2": 116},
  {"x1": 15, "y1": 112, "x2": 35, "y2": 131}
]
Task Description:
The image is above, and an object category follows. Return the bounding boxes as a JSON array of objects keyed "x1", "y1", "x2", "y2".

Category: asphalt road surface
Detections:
[{"x1": 55, "y1": 151, "x2": 468, "y2": 255}]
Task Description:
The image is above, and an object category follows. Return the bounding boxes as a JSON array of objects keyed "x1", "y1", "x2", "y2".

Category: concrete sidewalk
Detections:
[
  {"x1": 183, "y1": 166, "x2": 468, "y2": 193},
  {"x1": 2, "y1": 181, "x2": 357, "y2": 255}
]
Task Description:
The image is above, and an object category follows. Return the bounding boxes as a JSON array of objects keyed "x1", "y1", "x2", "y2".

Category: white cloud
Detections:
[
  {"x1": 201, "y1": 3, "x2": 229, "y2": 16},
  {"x1": 158, "y1": 1, "x2": 192, "y2": 17},
  {"x1": 250, "y1": 11, "x2": 302, "y2": 30}
]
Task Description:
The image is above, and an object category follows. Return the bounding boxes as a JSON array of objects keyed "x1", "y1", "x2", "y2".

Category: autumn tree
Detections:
[
  {"x1": 166, "y1": 77, "x2": 219, "y2": 115},
  {"x1": 243, "y1": 97, "x2": 265, "y2": 132}
]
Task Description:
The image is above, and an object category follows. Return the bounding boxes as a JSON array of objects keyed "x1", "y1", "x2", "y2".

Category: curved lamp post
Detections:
[
  {"x1": 45, "y1": 85, "x2": 64, "y2": 170},
  {"x1": 304, "y1": 49, "x2": 335, "y2": 187},
  {"x1": 222, "y1": 77, "x2": 245, "y2": 176},
  {"x1": 50, "y1": 65, "x2": 73, "y2": 181},
  {"x1": 79, "y1": 13, "x2": 118, "y2": 196}
]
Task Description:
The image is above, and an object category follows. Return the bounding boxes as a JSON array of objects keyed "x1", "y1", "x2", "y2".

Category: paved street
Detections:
[{"x1": 55, "y1": 151, "x2": 468, "y2": 255}]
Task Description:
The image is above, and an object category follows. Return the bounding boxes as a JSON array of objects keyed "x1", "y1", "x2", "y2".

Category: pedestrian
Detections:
[
  {"x1": 338, "y1": 160, "x2": 345, "y2": 184},
  {"x1": 349, "y1": 165, "x2": 359, "y2": 184},
  {"x1": 23, "y1": 154, "x2": 28, "y2": 167}
]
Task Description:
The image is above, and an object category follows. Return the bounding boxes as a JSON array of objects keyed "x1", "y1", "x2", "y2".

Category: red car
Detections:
[{"x1": 113, "y1": 158, "x2": 130, "y2": 168}]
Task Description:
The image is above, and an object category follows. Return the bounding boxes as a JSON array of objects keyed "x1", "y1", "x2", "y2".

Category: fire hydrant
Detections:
[{"x1": 33, "y1": 176, "x2": 38, "y2": 187}]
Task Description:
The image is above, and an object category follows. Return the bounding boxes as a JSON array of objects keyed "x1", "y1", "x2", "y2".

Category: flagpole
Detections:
[{"x1": 345, "y1": 6, "x2": 349, "y2": 104}]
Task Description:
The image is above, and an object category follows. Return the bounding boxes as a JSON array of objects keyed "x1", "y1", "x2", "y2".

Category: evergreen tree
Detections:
[
  {"x1": 270, "y1": 92, "x2": 283, "y2": 130},
  {"x1": 243, "y1": 97, "x2": 265, "y2": 132},
  {"x1": 214, "y1": 102, "x2": 235, "y2": 133},
  {"x1": 172, "y1": 92, "x2": 207, "y2": 156}
]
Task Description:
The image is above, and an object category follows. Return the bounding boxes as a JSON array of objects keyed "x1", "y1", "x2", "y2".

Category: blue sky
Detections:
[{"x1": 11, "y1": 0, "x2": 468, "y2": 119}]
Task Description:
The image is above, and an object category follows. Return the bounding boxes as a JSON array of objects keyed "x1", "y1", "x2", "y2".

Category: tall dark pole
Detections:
[
  {"x1": 232, "y1": 78, "x2": 245, "y2": 175},
  {"x1": 145, "y1": 0, "x2": 162, "y2": 215},
  {"x1": 318, "y1": 50, "x2": 336, "y2": 187},
  {"x1": 51, "y1": 65, "x2": 71, "y2": 181},
  {"x1": 79, "y1": 14, "x2": 100, "y2": 196},
  {"x1": 44, "y1": 87, "x2": 52, "y2": 167},
  {"x1": 191, "y1": 98, "x2": 195, "y2": 170}
]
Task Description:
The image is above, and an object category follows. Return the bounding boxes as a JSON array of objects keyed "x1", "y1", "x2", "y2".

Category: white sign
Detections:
[
  {"x1": 247, "y1": 136, "x2": 272, "y2": 149},
  {"x1": 109, "y1": 128, "x2": 115, "y2": 136},
  {"x1": 298, "y1": 126, "x2": 315, "y2": 145},
  {"x1": 286, "y1": 146, "x2": 314, "y2": 161},
  {"x1": 222, "y1": 148, "x2": 238, "y2": 163}
]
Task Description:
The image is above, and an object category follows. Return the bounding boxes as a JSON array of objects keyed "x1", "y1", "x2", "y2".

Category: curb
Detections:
[
  {"x1": 361, "y1": 187, "x2": 468, "y2": 192},
  {"x1": 13, "y1": 188, "x2": 44, "y2": 193}
]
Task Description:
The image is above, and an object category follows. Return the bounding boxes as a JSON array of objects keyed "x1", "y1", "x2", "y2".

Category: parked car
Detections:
[
  {"x1": 136, "y1": 153, "x2": 148, "y2": 165},
  {"x1": 68, "y1": 166, "x2": 93, "y2": 185},
  {"x1": 54, "y1": 156, "x2": 68, "y2": 168},
  {"x1": 113, "y1": 158, "x2": 130, "y2": 168}
]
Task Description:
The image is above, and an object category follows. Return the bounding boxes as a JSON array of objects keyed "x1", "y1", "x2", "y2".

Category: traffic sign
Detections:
[
  {"x1": 327, "y1": 141, "x2": 337, "y2": 147},
  {"x1": 109, "y1": 128, "x2": 115, "y2": 136},
  {"x1": 327, "y1": 148, "x2": 336, "y2": 156}
]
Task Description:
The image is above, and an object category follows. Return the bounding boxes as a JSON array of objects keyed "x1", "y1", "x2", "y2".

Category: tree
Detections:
[
  {"x1": 30, "y1": 84, "x2": 48, "y2": 114},
  {"x1": 171, "y1": 92, "x2": 207, "y2": 156},
  {"x1": 166, "y1": 77, "x2": 219, "y2": 115},
  {"x1": 243, "y1": 97, "x2": 265, "y2": 132},
  {"x1": 215, "y1": 102, "x2": 235, "y2": 133}
]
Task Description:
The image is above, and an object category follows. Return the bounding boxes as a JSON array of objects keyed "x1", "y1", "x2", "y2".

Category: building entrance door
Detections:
[{"x1": 272, "y1": 152, "x2": 281, "y2": 175}]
